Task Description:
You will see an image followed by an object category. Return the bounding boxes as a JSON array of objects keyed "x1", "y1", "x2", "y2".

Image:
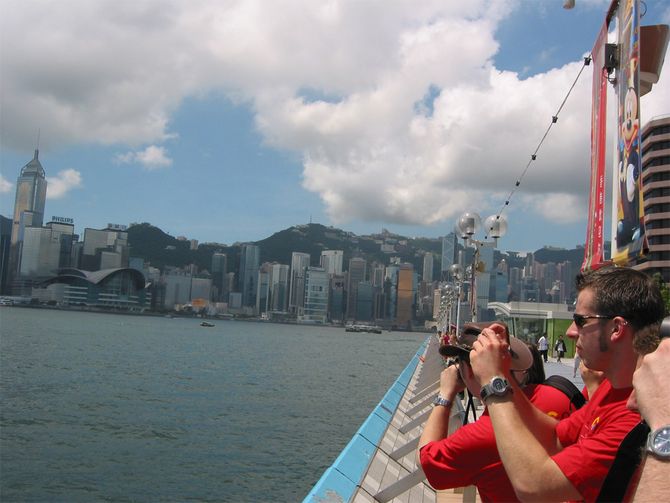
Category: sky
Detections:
[{"x1": 1, "y1": 0, "x2": 670, "y2": 253}]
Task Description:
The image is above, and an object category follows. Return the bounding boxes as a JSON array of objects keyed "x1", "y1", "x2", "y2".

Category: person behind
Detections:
[
  {"x1": 537, "y1": 333, "x2": 549, "y2": 363},
  {"x1": 579, "y1": 360, "x2": 605, "y2": 401},
  {"x1": 469, "y1": 266, "x2": 665, "y2": 502},
  {"x1": 573, "y1": 353, "x2": 581, "y2": 378},
  {"x1": 628, "y1": 335, "x2": 670, "y2": 500},
  {"x1": 418, "y1": 323, "x2": 576, "y2": 502},
  {"x1": 554, "y1": 335, "x2": 567, "y2": 362}
]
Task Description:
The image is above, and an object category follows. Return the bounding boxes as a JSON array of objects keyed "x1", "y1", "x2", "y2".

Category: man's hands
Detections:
[
  {"x1": 439, "y1": 363, "x2": 465, "y2": 400},
  {"x1": 470, "y1": 323, "x2": 512, "y2": 384}
]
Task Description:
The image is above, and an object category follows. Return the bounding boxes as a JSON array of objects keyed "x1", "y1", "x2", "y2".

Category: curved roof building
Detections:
[{"x1": 42, "y1": 267, "x2": 148, "y2": 309}]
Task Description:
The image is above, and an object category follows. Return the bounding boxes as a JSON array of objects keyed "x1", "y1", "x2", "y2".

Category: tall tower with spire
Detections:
[
  {"x1": 9, "y1": 150, "x2": 47, "y2": 286},
  {"x1": 11, "y1": 149, "x2": 47, "y2": 246}
]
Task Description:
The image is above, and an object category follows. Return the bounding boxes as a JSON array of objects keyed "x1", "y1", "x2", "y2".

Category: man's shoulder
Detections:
[{"x1": 527, "y1": 383, "x2": 574, "y2": 417}]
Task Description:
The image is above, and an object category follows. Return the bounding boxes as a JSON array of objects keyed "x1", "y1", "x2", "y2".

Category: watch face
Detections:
[
  {"x1": 652, "y1": 426, "x2": 670, "y2": 456},
  {"x1": 491, "y1": 377, "x2": 508, "y2": 394}
]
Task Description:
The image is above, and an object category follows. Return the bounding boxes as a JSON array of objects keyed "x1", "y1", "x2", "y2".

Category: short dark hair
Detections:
[
  {"x1": 576, "y1": 266, "x2": 665, "y2": 352},
  {"x1": 525, "y1": 343, "x2": 546, "y2": 384}
]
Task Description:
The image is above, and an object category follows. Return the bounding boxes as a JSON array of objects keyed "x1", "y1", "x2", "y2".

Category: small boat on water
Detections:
[
  {"x1": 345, "y1": 323, "x2": 382, "y2": 334},
  {"x1": 200, "y1": 321, "x2": 215, "y2": 327}
]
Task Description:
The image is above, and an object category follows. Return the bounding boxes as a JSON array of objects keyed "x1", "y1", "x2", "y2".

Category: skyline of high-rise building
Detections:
[
  {"x1": 288, "y1": 251, "x2": 310, "y2": 314},
  {"x1": 320, "y1": 250, "x2": 343, "y2": 275},
  {"x1": 239, "y1": 244, "x2": 260, "y2": 308},
  {"x1": 11, "y1": 150, "x2": 47, "y2": 247}
]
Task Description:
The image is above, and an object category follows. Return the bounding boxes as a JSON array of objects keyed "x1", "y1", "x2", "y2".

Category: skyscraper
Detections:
[
  {"x1": 211, "y1": 252, "x2": 228, "y2": 302},
  {"x1": 441, "y1": 233, "x2": 457, "y2": 280},
  {"x1": 396, "y1": 263, "x2": 415, "y2": 328},
  {"x1": 239, "y1": 244, "x2": 260, "y2": 307},
  {"x1": 11, "y1": 150, "x2": 47, "y2": 246},
  {"x1": 633, "y1": 116, "x2": 670, "y2": 281},
  {"x1": 345, "y1": 257, "x2": 367, "y2": 320},
  {"x1": 289, "y1": 252, "x2": 310, "y2": 314},
  {"x1": 422, "y1": 253, "x2": 434, "y2": 282},
  {"x1": 320, "y1": 250, "x2": 344, "y2": 275},
  {"x1": 9, "y1": 150, "x2": 48, "y2": 284}
]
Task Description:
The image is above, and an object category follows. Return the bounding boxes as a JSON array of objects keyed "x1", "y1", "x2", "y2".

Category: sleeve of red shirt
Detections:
[
  {"x1": 553, "y1": 383, "x2": 641, "y2": 502},
  {"x1": 419, "y1": 416, "x2": 499, "y2": 490}
]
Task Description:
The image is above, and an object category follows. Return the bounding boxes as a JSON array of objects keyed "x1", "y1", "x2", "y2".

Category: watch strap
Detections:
[
  {"x1": 647, "y1": 425, "x2": 670, "y2": 459},
  {"x1": 433, "y1": 395, "x2": 452, "y2": 407}
]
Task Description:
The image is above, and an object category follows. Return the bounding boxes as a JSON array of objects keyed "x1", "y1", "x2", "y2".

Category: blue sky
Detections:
[{"x1": 1, "y1": 0, "x2": 669, "y2": 252}]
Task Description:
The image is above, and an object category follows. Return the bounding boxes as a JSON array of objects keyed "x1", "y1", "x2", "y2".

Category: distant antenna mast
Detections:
[{"x1": 36, "y1": 129, "x2": 41, "y2": 150}]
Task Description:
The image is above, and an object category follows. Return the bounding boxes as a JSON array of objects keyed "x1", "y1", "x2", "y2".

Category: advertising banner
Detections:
[
  {"x1": 582, "y1": 21, "x2": 609, "y2": 272},
  {"x1": 613, "y1": 0, "x2": 648, "y2": 265}
]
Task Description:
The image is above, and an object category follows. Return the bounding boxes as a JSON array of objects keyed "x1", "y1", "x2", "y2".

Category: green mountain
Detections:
[{"x1": 126, "y1": 221, "x2": 583, "y2": 276}]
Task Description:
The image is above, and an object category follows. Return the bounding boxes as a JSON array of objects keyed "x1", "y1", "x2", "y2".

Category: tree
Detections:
[{"x1": 652, "y1": 273, "x2": 670, "y2": 314}]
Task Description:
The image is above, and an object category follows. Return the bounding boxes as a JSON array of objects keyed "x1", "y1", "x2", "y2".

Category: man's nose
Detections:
[{"x1": 566, "y1": 323, "x2": 578, "y2": 340}]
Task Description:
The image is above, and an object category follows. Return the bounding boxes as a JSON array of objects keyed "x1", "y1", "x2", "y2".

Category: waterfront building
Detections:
[
  {"x1": 79, "y1": 225, "x2": 129, "y2": 271},
  {"x1": 491, "y1": 268, "x2": 509, "y2": 302},
  {"x1": 520, "y1": 276, "x2": 541, "y2": 302},
  {"x1": 19, "y1": 219, "x2": 75, "y2": 278},
  {"x1": 256, "y1": 262, "x2": 272, "y2": 316},
  {"x1": 162, "y1": 270, "x2": 192, "y2": 309},
  {"x1": 329, "y1": 274, "x2": 345, "y2": 322},
  {"x1": 440, "y1": 232, "x2": 457, "y2": 280},
  {"x1": 355, "y1": 281, "x2": 374, "y2": 321},
  {"x1": 269, "y1": 263, "x2": 289, "y2": 312},
  {"x1": 509, "y1": 266, "x2": 522, "y2": 300},
  {"x1": 0, "y1": 216, "x2": 11, "y2": 294},
  {"x1": 320, "y1": 250, "x2": 343, "y2": 275},
  {"x1": 11, "y1": 150, "x2": 47, "y2": 248},
  {"x1": 634, "y1": 115, "x2": 670, "y2": 281},
  {"x1": 474, "y1": 245, "x2": 494, "y2": 320},
  {"x1": 384, "y1": 264, "x2": 399, "y2": 319},
  {"x1": 345, "y1": 257, "x2": 367, "y2": 320},
  {"x1": 396, "y1": 263, "x2": 414, "y2": 328},
  {"x1": 9, "y1": 150, "x2": 48, "y2": 290},
  {"x1": 190, "y1": 277, "x2": 212, "y2": 306},
  {"x1": 371, "y1": 263, "x2": 385, "y2": 288},
  {"x1": 288, "y1": 251, "x2": 310, "y2": 314},
  {"x1": 239, "y1": 244, "x2": 260, "y2": 307},
  {"x1": 298, "y1": 266, "x2": 329, "y2": 324},
  {"x1": 211, "y1": 252, "x2": 228, "y2": 302},
  {"x1": 40, "y1": 267, "x2": 148, "y2": 310},
  {"x1": 228, "y1": 291, "x2": 242, "y2": 310},
  {"x1": 422, "y1": 253, "x2": 434, "y2": 282}
]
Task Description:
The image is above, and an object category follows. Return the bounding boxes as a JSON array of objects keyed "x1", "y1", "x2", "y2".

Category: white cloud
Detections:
[
  {"x1": 0, "y1": 176, "x2": 13, "y2": 194},
  {"x1": 116, "y1": 145, "x2": 173, "y2": 170},
  {"x1": 46, "y1": 169, "x2": 83, "y2": 199},
  {"x1": 1, "y1": 0, "x2": 668, "y2": 230}
]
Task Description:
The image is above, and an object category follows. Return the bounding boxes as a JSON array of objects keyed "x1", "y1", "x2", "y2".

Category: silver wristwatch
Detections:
[
  {"x1": 647, "y1": 425, "x2": 670, "y2": 460},
  {"x1": 480, "y1": 376, "x2": 511, "y2": 403},
  {"x1": 433, "y1": 395, "x2": 451, "y2": 407}
]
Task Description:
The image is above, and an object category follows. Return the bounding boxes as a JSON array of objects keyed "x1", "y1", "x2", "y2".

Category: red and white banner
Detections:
[{"x1": 582, "y1": 21, "x2": 609, "y2": 272}]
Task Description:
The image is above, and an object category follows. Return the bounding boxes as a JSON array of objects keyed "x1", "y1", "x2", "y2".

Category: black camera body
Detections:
[{"x1": 660, "y1": 316, "x2": 670, "y2": 339}]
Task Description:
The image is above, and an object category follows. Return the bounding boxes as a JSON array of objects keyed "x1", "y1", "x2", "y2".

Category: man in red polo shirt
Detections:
[{"x1": 470, "y1": 266, "x2": 664, "y2": 502}]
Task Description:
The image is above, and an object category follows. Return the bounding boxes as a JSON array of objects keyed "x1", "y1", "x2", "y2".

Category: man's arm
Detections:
[
  {"x1": 418, "y1": 364, "x2": 463, "y2": 451},
  {"x1": 631, "y1": 338, "x2": 670, "y2": 501},
  {"x1": 471, "y1": 326, "x2": 581, "y2": 501}
]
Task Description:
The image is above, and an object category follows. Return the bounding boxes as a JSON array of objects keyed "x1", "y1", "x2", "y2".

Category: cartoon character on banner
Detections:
[{"x1": 617, "y1": 57, "x2": 641, "y2": 247}]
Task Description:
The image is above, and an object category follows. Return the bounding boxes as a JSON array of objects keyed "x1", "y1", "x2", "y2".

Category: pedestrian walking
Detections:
[
  {"x1": 555, "y1": 336, "x2": 567, "y2": 363},
  {"x1": 538, "y1": 333, "x2": 549, "y2": 363},
  {"x1": 573, "y1": 353, "x2": 581, "y2": 378}
]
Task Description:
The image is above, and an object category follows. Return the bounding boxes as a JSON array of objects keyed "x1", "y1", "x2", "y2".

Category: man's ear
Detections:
[{"x1": 610, "y1": 317, "x2": 630, "y2": 341}]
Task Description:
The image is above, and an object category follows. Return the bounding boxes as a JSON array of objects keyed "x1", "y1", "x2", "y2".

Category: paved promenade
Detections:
[{"x1": 305, "y1": 337, "x2": 588, "y2": 503}]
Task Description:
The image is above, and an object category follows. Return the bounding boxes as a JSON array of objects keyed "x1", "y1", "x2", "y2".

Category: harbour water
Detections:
[{"x1": 0, "y1": 307, "x2": 426, "y2": 502}]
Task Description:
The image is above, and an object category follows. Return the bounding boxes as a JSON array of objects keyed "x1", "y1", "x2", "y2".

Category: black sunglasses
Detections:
[{"x1": 573, "y1": 313, "x2": 613, "y2": 328}]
